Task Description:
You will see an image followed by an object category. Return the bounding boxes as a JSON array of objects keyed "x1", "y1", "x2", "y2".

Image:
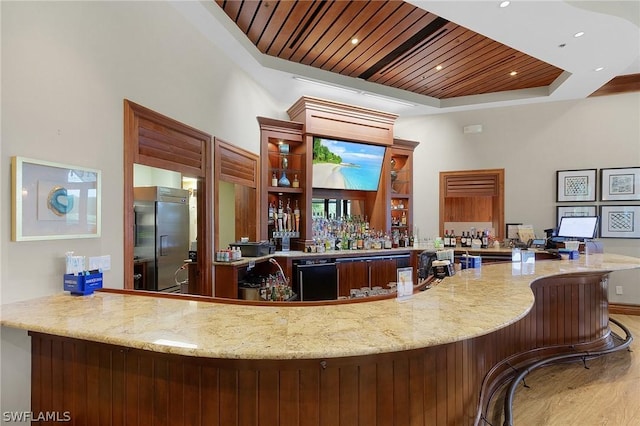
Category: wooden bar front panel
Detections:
[{"x1": 30, "y1": 272, "x2": 612, "y2": 425}]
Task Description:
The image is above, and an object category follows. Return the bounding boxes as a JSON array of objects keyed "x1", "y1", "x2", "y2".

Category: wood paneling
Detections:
[
  {"x1": 590, "y1": 73, "x2": 640, "y2": 97},
  {"x1": 214, "y1": 137, "x2": 260, "y2": 256},
  {"x1": 443, "y1": 197, "x2": 493, "y2": 222},
  {"x1": 30, "y1": 271, "x2": 622, "y2": 425},
  {"x1": 443, "y1": 174, "x2": 498, "y2": 197},
  {"x1": 215, "y1": 138, "x2": 259, "y2": 188},
  {"x1": 286, "y1": 96, "x2": 397, "y2": 146},
  {"x1": 215, "y1": 1, "x2": 564, "y2": 100}
]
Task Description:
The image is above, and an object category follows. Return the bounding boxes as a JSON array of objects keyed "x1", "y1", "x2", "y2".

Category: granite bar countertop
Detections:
[{"x1": 3, "y1": 254, "x2": 639, "y2": 360}]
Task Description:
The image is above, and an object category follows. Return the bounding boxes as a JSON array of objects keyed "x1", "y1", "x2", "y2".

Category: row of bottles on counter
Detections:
[
  {"x1": 268, "y1": 198, "x2": 301, "y2": 233},
  {"x1": 443, "y1": 229, "x2": 491, "y2": 248},
  {"x1": 309, "y1": 214, "x2": 414, "y2": 252},
  {"x1": 216, "y1": 247, "x2": 242, "y2": 262},
  {"x1": 270, "y1": 172, "x2": 299, "y2": 188}
]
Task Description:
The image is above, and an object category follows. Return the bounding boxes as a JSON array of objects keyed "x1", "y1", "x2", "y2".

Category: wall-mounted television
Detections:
[
  {"x1": 312, "y1": 137, "x2": 386, "y2": 191},
  {"x1": 556, "y1": 216, "x2": 599, "y2": 240}
]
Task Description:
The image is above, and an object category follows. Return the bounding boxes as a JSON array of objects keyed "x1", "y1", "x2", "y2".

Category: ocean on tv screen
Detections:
[{"x1": 312, "y1": 137, "x2": 385, "y2": 191}]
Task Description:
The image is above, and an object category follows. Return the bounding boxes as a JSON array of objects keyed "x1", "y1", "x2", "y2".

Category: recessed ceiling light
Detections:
[
  {"x1": 351, "y1": 38, "x2": 359, "y2": 45},
  {"x1": 436, "y1": 65, "x2": 443, "y2": 71},
  {"x1": 499, "y1": 1, "x2": 510, "y2": 8},
  {"x1": 574, "y1": 31, "x2": 585, "y2": 38},
  {"x1": 594, "y1": 67, "x2": 605, "y2": 72},
  {"x1": 510, "y1": 71, "x2": 517, "y2": 76}
]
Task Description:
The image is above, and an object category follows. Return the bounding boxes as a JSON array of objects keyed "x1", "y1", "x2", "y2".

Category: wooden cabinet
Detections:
[
  {"x1": 260, "y1": 100, "x2": 419, "y2": 246},
  {"x1": 389, "y1": 138, "x2": 419, "y2": 235},
  {"x1": 336, "y1": 254, "x2": 411, "y2": 297},
  {"x1": 439, "y1": 168, "x2": 505, "y2": 240},
  {"x1": 336, "y1": 259, "x2": 368, "y2": 297},
  {"x1": 258, "y1": 117, "x2": 307, "y2": 249}
]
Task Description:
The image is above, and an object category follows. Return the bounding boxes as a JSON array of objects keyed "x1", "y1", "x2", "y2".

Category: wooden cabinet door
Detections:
[
  {"x1": 368, "y1": 258, "x2": 398, "y2": 287},
  {"x1": 337, "y1": 260, "x2": 368, "y2": 297}
]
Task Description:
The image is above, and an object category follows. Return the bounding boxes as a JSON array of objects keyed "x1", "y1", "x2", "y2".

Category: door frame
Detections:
[{"x1": 124, "y1": 100, "x2": 213, "y2": 295}]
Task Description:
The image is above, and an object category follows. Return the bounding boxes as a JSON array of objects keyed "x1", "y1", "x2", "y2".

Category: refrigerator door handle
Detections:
[{"x1": 160, "y1": 235, "x2": 168, "y2": 256}]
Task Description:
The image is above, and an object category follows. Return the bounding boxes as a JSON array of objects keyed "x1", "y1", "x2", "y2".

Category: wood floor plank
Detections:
[{"x1": 511, "y1": 314, "x2": 640, "y2": 426}]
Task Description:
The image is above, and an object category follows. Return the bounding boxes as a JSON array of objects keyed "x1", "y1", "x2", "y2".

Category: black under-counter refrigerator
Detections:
[{"x1": 292, "y1": 259, "x2": 338, "y2": 301}]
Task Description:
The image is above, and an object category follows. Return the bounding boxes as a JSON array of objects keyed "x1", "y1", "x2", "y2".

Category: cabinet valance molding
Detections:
[{"x1": 287, "y1": 96, "x2": 397, "y2": 146}]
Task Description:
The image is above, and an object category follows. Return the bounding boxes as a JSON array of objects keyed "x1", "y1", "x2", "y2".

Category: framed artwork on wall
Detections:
[
  {"x1": 556, "y1": 205, "x2": 597, "y2": 227},
  {"x1": 600, "y1": 167, "x2": 640, "y2": 201},
  {"x1": 599, "y1": 205, "x2": 640, "y2": 239},
  {"x1": 11, "y1": 156, "x2": 102, "y2": 241},
  {"x1": 556, "y1": 169, "x2": 597, "y2": 202}
]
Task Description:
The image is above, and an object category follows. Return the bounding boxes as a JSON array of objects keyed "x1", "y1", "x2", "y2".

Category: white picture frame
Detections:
[
  {"x1": 600, "y1": 167, "x2": 640, "y2": 201},
  {"x1": 556, "y1": 169, "x2": 597, "y2": 202},
  {"x1": 556, "y1": 205, "x2": 597, "y2": 227},
  {"x1": 11, "y1": 156, "x2": 101, "y2": 241},
  {"x1": 599, "y1": 205, "x2": 640, "y2": 239}
]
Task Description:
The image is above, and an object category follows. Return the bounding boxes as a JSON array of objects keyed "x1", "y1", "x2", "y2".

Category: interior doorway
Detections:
[{"x1": 123, "y1": 100, "x2": 213, "y2": 295}]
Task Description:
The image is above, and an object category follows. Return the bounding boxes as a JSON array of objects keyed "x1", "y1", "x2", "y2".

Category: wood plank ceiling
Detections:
[{"x1": 214, "y1": 0, "x2": 565, "y2": 100}]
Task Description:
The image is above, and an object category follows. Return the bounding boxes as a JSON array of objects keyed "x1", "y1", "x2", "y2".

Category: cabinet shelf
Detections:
[
  {"x1": 268, "y1": 186, "x2": 303, "y2": 194},
  {"x1": 387, "y1": 138, "x2": 419, "y2": 234}
]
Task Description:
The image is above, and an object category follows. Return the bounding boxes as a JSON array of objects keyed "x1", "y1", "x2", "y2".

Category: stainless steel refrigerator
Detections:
[{"x1": 134, "y1": 186, "x2": 190, "y2": 292}]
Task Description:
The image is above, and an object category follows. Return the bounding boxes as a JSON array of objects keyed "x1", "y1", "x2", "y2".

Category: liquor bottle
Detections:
[
  {"x1": 481, "y1": 230, "x2": 488, "y2": 249},
  {"x1": 293, "y1": 200, "x2": 300, "y2": 233},
  {"x1": 444, "y1": 230, "x2": 450, "y2": 247},
  {"x1": 460, "y1": 231, "x2": 467, "y2": 247},
  {"x1": 277, "y1": 198, "x2": 283, "y2": 232},
  {"x1": 384, "y1": 233, "x2": 392, "y2": 249},
  {"x1": 450, "y1": 230, "x2": 456, "y2": 247},
  {"x1": 401, "y1": 211, "x2": 407, "y2": 225},
  {"x1": 286, "y1": 199, "x2": 292, "y2": 232},
  {"x1": 268, "y1": 202, "x2": 275, "y2": 225},
  {"x1": 271, "y1": 172, "x2": 278, "y2": 187},
  {"x1": 292, "y1": 174, "x2": 299, "y2": 188}
]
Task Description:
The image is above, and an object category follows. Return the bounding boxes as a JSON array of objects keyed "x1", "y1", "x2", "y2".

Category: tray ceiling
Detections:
[{"x1": 215, "y1": 0, "x2": 564, "y2": 100}]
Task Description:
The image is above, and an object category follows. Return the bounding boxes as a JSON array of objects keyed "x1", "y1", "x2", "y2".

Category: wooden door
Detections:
[
  {"x1": 337, "y1": 260, "x2": 368, "y2": 297},
  {"x1": 368, "y1": 258, "x2": 397, "y2": 287}
]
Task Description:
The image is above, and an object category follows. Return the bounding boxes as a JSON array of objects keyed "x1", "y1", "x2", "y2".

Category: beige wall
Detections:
[
  {"x1": 395, "y1": 93, "x2": 640, "y2": 304},
  {"x1": 2, "y1": 1, "x2": 639, "y2": 418},
  {"x1": 1, "y1": 1, "x2": 284, "y2": 417}
]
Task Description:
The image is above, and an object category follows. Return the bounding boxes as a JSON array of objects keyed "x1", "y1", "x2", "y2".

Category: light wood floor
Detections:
[{"x1": 490, "y1": 314, "x2": 640, "y2": 426}]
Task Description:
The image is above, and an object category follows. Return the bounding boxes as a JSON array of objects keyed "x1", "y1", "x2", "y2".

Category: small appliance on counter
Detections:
[
  {"x1": 418, "y1": 250, "x2": 438, "y2": 279},
  {"x1": 229, "y1": 241, "x2": 276, "y2": 257},
  {"x1": 432, "y1": 260, "x2": 455, "y2": 279}
]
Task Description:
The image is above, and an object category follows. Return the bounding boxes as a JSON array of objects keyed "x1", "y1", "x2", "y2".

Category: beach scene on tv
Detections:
[{"x1": 312, "y1": 137, "x2": 386, "y2": 191}]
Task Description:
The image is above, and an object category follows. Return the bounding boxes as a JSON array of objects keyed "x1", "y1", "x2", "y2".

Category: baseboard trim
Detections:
[{"x1": 610, "y1": 303, "x2": 640, "y2": 316}]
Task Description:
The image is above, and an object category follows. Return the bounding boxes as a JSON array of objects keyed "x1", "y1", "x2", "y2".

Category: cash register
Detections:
[{"x1": 546, "y1": 216, "x2": 602, "y2": 253}]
